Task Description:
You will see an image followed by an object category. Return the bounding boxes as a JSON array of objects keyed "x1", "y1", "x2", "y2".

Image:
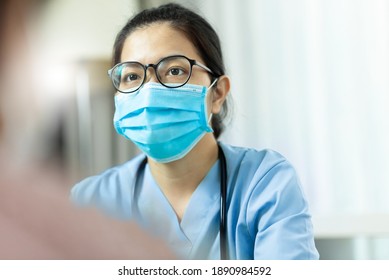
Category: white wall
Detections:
[{"x1": 32, "y1": 0, "x2": 139, "y2": 60}]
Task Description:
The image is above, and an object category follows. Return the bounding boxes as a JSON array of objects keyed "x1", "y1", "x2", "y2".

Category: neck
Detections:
[{"x1": 148, "y1": 134, "x2": 219, "y2": 220}]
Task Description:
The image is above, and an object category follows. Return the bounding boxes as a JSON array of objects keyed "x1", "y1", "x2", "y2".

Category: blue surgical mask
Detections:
[{"x1": 113, "y1": 81, "x2": 216, "y2": 163}]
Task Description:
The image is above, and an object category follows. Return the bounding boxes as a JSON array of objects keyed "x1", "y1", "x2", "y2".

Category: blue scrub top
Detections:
[{"x1": 71, "y1": 142, "x2": 319, "y2": 259}]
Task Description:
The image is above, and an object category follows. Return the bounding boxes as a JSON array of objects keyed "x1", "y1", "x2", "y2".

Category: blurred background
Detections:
[{"x1": 1, "y1": 0, "x2": 388, "y2": 259}]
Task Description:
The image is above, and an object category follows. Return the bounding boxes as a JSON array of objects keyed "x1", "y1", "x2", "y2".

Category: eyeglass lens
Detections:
[{"x1": 112, "y1": 56, "x2": 193, "y2": 93}]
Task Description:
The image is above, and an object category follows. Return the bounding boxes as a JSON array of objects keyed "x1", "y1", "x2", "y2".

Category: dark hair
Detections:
[{"x1": 112, "y1": 3, "x2": 230, "y2": 138}]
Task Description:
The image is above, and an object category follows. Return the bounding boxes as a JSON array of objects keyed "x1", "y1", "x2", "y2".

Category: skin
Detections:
[{"x1": 120, "y1": 22, "x2": 230, "y2": 221}]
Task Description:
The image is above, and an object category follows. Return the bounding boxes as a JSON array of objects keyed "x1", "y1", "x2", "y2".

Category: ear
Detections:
[{"x1": 211, "y1": 75, "x2": 230, "y2": 114}]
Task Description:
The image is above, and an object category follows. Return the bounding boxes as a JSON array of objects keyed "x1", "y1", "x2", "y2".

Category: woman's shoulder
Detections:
[
  {"x1": 221, "y1": 143, "x2": 317, "y2": 260},
  {"x1": 70, "y1": 154, "x2": 146, "y2": 217},
  {"x1": 220, "y1": 142, "x2": 302, "y2": 197},
  {"x1": 219, "y1": 142, "x2": 291, "y2": 175}
]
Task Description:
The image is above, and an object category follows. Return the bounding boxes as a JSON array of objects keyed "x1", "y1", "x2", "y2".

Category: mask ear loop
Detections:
[
  {"x1": 208, "y1": 113, "x2": 213, "y2": 125},
  {"x1": 208, "y1": 78, "x2": 219, "y2": 90},
  {"x1": 206, "y1": 78, "x2": 219, "y2": 124}
]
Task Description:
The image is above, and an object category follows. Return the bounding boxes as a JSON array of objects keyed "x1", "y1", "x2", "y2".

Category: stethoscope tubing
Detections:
[{"x1": 218, "y1": 144, "x2": 229, "y2": 260}]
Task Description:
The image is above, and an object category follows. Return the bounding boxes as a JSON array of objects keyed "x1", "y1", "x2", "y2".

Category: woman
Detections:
[{"x1": 72, "y1": 3, "x2": 319, "y2": 260}]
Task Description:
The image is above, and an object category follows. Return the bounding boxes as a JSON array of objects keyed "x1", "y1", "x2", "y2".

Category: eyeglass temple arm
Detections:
[{"x1": 195, "y1": 61, "x2": 215, "y2": 76}]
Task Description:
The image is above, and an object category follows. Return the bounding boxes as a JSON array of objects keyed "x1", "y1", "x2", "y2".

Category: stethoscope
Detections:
[{"x1": 134, "y1": 143, "x2": 228, "y2": 259}]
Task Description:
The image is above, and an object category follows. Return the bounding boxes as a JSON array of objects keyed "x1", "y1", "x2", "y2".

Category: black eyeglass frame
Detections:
[{"x1": 107, "y1": 55, "x2": 217, "y2": 93}]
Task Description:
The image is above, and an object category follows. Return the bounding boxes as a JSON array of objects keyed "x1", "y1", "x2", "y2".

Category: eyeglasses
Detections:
[{"x1": 108, "y1": 55, "x2": 215, "y2": 93}]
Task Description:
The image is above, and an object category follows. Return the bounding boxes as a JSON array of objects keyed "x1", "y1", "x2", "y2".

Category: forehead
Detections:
[{"x1": 120, "y1": 22, "x2": 202, "y2": 64}]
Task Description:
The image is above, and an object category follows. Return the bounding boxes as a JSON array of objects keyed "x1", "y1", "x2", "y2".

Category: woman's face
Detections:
[
  {"x1": 120, "y1": 22, "x2": 213, "y2": 91},
  {"x1": 120, "y1": 22, "x2": 229, "y2": 118}
]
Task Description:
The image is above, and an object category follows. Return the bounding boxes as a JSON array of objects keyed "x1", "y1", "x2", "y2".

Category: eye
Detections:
[
  {"x1": 122, "y1": 73, "x2": 141, "y2": 83},
  {"x1": 126, "y1": 73, "x2": 140, "y2": 81},
  {"x1": 167, "y1": 67, "x2": 185, "y2": 76}
]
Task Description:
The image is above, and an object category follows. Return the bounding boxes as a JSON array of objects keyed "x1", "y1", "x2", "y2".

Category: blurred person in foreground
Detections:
[{"x1": 0, "y1": 0, "x2": 173, "y2": 259}]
